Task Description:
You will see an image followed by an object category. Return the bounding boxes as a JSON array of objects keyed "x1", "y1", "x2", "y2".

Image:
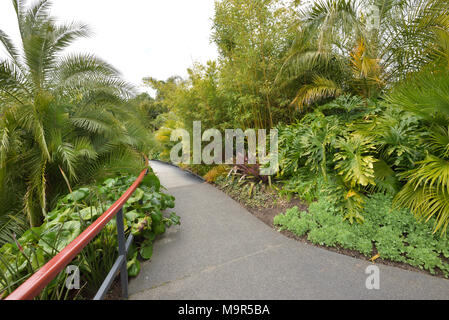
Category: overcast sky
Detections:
[{"x1": 0, "y1": 0, "x2": 218, "y2": 93}]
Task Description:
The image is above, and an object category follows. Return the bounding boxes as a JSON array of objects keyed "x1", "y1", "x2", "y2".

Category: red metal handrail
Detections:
[{"x1": 5, "y1": 164, "x2": 149, "y2": 300}]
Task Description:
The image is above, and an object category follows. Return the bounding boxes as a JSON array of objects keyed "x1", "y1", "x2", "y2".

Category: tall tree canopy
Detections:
[{"x1": 0, "y1": 0, "x2": 150, "y2": 227}]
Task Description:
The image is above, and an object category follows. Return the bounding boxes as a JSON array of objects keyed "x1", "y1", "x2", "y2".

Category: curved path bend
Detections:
[{"x1": 129, "y1": 161, "x2": 449, "y2": 300}]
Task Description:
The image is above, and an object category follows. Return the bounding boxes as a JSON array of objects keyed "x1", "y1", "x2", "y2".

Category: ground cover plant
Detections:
[{"x1": 274, "y1": 194, "x2": 449, "y2": 277}]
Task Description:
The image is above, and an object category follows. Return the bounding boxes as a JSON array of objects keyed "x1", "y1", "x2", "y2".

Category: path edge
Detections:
[{"x1": 150, "y1": 159, "x2": 206, "y2": 183}]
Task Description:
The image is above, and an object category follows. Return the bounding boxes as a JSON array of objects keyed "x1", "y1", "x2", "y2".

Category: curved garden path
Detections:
[{"x1": 129, "y1": 161, "x2": 449, "y2": 300}]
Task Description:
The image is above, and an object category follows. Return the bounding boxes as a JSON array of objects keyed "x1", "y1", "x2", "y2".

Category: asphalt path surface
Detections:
[{"x1": 129, "y1": 161, "x2": 449, "y2": 300}]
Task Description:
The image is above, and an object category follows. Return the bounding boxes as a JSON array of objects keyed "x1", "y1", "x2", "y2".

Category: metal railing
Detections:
[{"x1": 5, "y1": 160, "x2": 150, "y2": 300}]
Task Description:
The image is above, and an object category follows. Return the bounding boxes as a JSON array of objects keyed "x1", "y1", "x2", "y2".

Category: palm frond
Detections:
[
  {"x1": 54, "y1": 53, "x2": 119, "y2": 83},
  {"x1": 395, "y1": 182, "x2": 449, "y2": 235},
  {"x1": 0, "y1": 213, "x2": 27, "y2": 246},
  {"x1": 0, "y1": 29, "x2": 22, "y2": 68},
  {"x1": 427, "y1": 125, "x2": 449, "y2": 157},
  {"x1": 388, "y1": 68, "x2": 449, "y2": 119},
  {"x1": 0, "y1": 60, "x2": 29, "y2": 104},
  {"x1": 27, "y1": 0, "x2": 52, "y2": 26},
  {"x1": 291, "y1": 75, "x2": 342, "y2": 110}
]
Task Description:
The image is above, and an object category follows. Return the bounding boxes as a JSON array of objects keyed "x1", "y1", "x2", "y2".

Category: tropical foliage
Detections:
[
  {"x1": 274, "y1": 194, "x2": 449, "y2": 276},
  {"x1": 149, "y1": 0, "x2": 449, "y2": 241},
  {"x1": 281, "y1": 0, "x2": 449, "y2": 108},
  {"x1": 390, "y1": 32, "x2": 449, "y2": 234},
  {"x1": 199, "y1": 0, "x2": 449, "y2": 275},
  {"x1": 0, "y1": 0, "x2": 151, "y2": 231},
  {"x1": 2, "y1": 0, "x2": 449, "y2": 298},
  {"x1": 0, "y1": 171, "x2": 179, "y2": 299},
  {"x1": 0, "y1": 0, "x2": 172, "y2": 300}
]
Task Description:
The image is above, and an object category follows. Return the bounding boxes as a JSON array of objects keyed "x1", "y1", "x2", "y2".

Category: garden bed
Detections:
[
  {"x1": 213, "y1": 179, "x2": 449, "y2": 280},
  {"x1": 167, "y1": 162, "x2": 449, "y2": 280}
]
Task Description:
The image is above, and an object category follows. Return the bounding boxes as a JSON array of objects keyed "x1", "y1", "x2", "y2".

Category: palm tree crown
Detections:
[{"x1": 0, "y1": 0, "x2": 149, "y2": 228}]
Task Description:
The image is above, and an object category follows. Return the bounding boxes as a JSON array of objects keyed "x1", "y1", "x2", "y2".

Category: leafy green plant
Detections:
[
  {"x1": 279, "y1": 172, "x2": 324, "y2": 204},
  {"x1": 282, "y1": 0, "x2": 449, "y2": 107},
  {"x1": 390, "y1": 33, "x2": 449, "y2": 235},
  {"x1": 274, "y1": 194, "x2": 449, "y2": 276},
  {"x1": 394, "y1": 154, "x2": 449, "y2": 235},
  {"x1": 278, "y1": 111, "x2": 342, "y2": 180},
  {"x1": 278, "y1": 99, "x2": 381, "y2": 222},
  {"x1": 0, "y1": 172, "x2": 179, "y2": 299},
  {"x1": 334, "y1": 133, "x2": 377, "y2": 188}
]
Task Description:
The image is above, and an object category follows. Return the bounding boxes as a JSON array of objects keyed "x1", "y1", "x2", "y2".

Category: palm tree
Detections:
[
  {"x1": 391, "y1": 29, "x2": 449, "y2": 234},
  {"x1": 281, "y1": 0, "x2": 449, "y2": 109},
  {"x1": 0, "y1": 0, "x2": 149, "y2": 228}
]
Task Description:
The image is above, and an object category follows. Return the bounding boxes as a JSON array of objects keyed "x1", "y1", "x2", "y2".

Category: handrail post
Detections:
[{"x1": 116, "y1": 207, "x2": 129, "y2": 299}]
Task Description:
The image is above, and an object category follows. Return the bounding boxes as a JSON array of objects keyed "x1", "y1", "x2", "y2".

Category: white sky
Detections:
[{"x1": 0, "y1": 0, "x2": 218, "y2": 93}]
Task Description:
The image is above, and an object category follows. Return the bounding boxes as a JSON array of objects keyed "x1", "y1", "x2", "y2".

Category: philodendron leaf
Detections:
[
  {"x1": 127, "y1": 252, "x2": 141, "y2": 277},
  {"x1": 67, "y1": 188, "x2": 88, "y2": 202},
  {"x1": 141, "y1": 174, "x2": 161, "y2": 192},
  {"x1": 152, "y1": 222, "x2": 166, "y2": 235},
  {"x1": 125, "y1": 210, "x2": 140, "y2": 223},
  {"x1": 140, "y1": 241, "x2": 154, "y2": 260},
  {"x1": 128, "y1": 188, "x2": 144, "y2": 203},
  {"x1": 131, "y1": 217, "x2": 151, "y2": 236},
  {"x1": 78, "y1": 207, "x2": 99, "y2": 221}
]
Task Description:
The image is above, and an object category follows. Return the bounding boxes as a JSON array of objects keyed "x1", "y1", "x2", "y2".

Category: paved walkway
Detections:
[{"x1": 129, "y1": 161, "x2": 449, "y2": 300}]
